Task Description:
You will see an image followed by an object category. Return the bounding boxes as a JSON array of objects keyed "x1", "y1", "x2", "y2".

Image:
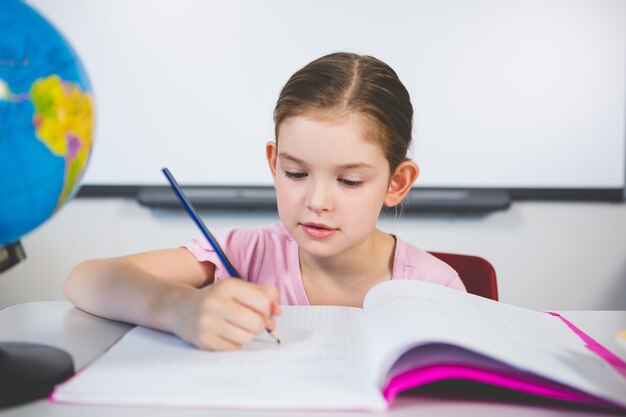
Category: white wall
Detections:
[
  {"x1": 1, "y1": 199, "x2": 625, "y2": 311},
  {"x1": 28, "y1": 0, "x2": 626, "y2": 189}
]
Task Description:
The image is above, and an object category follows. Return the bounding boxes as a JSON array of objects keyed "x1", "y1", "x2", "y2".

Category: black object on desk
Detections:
[{"x1": 0, "y1": 342, "x2": 74, "y2": 408}]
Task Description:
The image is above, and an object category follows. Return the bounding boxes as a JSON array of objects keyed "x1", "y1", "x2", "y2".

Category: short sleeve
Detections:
[
  {"x1": 183, "y1": 232, "x2": 232, "y2": 281},
  {"x1": 444, "y1": 270, "x2": 467, "y2": 291},
  {"x1": 393, "y1": 237, "x2": 467, "y2": 292}
]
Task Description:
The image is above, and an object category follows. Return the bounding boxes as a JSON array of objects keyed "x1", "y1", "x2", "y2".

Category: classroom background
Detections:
[{"x1": 1, "y1": 0, "x2": 625, "y2": 311}]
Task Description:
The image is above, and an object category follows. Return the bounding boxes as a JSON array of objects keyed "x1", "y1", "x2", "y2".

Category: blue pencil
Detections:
[{"x1": 162, "y1": 167, "x2": 280, "y2": 344}]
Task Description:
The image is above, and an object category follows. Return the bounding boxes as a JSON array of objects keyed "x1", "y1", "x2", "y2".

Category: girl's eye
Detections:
[
  {"x1": 338, "y1": 178, "x2": 364, "y2": 188},
  {"x1": 284, "y1": 170, "x2": 307, "y2": 180}
]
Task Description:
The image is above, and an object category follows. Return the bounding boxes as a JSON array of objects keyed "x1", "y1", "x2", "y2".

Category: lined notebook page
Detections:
[
  {"x1": 53, "y1": 306, "x2": 386, "y2": 410},
  {"x1": 362, "y1": 280, "x2": 626, "y2": 407}
]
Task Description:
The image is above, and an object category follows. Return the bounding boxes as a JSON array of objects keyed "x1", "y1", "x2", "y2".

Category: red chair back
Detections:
[{"x1": 429, "y1": 252, "x2": 498, "y2": 301}]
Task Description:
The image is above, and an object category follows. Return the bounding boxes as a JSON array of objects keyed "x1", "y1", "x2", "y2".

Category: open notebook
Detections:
[{"x1": 51, "y1": 280, "x2": 626, "y2": 411}]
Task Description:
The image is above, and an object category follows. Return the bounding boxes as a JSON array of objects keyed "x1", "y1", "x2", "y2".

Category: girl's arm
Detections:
[{"x1": 63, "y1": 248, "x2": 280, "y2": 350}]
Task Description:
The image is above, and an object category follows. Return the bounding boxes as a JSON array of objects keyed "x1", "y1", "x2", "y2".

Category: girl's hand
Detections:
[{"x1": 170, "y1": 279, "x2": 281, "y2": 351}]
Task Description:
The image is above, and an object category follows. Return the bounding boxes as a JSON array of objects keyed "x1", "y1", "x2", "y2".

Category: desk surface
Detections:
[{"x1": 1, "y1": 301, "x2": 625, "y2": 417}]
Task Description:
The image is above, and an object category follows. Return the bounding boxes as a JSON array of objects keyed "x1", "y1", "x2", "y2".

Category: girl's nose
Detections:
[{"x1": 306, "y1": 180, "x2": 333, "y2": 213}]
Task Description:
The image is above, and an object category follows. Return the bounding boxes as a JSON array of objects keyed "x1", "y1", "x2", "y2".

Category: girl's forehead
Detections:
[
  {"x1": 277, "y1": 115, "x2": 387, "y2": 167},
  {"x1": 278, "y1": 114, "x2": 378, "y2": 147}
]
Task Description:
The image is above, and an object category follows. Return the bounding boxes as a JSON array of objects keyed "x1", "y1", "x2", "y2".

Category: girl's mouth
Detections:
[{"x1": 300, "y1": 222, "x2": 338, "y2": 239}]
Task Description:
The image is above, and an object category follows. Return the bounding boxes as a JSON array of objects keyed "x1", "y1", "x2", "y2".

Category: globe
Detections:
[
  {"x1": 1, "y1": 1, "x2": 94, "y2": 406},
  {"x1": 0, "y1": 0, "x2": 95, "y2": 247}
]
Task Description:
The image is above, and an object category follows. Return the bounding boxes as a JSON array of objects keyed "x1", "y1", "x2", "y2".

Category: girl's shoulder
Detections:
[{"x1": 393, "y1": 237, "x2": 466, "y2": 291}]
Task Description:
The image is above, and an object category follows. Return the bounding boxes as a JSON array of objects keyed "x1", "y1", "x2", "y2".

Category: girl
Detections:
[{"x1": 64, "y1": 52, "x2": 466, "y2": 352}]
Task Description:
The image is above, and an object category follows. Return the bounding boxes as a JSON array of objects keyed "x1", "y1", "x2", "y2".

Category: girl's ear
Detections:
[
  {"x1": 384, "y1": 161, "x2": 420, "y2": 207},
  {"x1": 266, "y1": 141, "x2": 278, "y2": 183}
]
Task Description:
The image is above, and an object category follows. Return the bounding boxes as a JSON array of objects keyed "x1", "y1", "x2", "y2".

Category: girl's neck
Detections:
[{"x1": 299, "y1": 229, "x2": 396, "y2": 307}]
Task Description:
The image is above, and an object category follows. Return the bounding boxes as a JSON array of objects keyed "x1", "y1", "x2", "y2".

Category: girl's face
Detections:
[{"x1": 266, "y1": 114, "x2": 393, "y2": 259}]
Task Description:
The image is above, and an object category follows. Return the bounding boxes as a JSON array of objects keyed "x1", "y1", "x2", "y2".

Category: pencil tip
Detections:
[{"x1": 269, "y1": 329, "x2": 281, "y2": 344}]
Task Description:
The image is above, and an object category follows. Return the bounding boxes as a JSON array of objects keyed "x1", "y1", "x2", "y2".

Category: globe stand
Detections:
[
  {"x1": 0, "y1": 241, "x2": 26, "y2": 273},
  {"x1": 0, "y1": 342, "x2": 74, "y2": 408}
]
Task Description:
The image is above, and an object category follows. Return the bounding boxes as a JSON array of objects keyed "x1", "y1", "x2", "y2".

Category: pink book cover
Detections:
[{"x1": 383, "y1": 312, "x2": 626, "y2": 411}]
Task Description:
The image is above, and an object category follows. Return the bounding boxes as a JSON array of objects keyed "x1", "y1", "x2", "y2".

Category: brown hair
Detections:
[{"x1": 273, "y1": 52, "x2": 413, "y2": 173}]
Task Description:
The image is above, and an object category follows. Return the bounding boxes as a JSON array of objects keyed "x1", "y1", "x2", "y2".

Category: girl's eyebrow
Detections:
[
  {"x1": 279, "y1": 152, "x2": 375, "y2": 170},
  {"x1": 278, "y1": 152, "x2": 304, "y2": 163}
]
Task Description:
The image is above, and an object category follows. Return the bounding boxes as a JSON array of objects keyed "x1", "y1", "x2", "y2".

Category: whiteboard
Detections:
[{"x1": 28, "y1": 0, "x2": 626, "y2": 190}]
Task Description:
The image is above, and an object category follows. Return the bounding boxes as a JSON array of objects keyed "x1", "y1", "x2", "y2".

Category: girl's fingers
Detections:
[
  {"x1": 215, "y1": 296, "x2": 270, "y2": 335},
  {"x1": 217, "y1": 280, "x2": 278, "y2": 319},
  {"x1": 271, "y1": 300, "x2": 282, "y2": 316},
  {"x1": 191, "y1": 280, "x2": 281, "y2": 350},
  {"x1": 215, "y1": 321, "x2": 257, "y2": 347},
  {"x1": 266, "y1": 317, "x2": 276, "y2": 330},
  {"x1": 203, "y1": 334, "x2": 243, "y2": 351}
]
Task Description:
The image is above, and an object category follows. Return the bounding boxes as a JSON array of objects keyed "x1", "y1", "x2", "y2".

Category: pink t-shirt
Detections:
[{"x1": 184, "y1": 223, "x2": 466, "y2": 306}]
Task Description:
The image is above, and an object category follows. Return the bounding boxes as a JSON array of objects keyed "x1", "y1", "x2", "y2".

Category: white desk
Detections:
[{"x1": 1, "y1": 301, "x2": 625, "y2": 417}]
